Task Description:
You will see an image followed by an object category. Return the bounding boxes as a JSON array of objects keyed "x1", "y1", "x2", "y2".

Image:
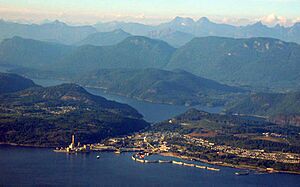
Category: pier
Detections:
[{"x1": 131, "y1": 154, "x2": 220, "y2": 172}]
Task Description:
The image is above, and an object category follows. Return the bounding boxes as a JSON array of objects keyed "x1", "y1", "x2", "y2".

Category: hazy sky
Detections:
[{"x1": 0, "y1": 0, "x2": 299, "y2": 25}]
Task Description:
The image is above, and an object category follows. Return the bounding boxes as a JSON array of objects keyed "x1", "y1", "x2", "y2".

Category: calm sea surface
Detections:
[{"x1": 0, "y1": 146, "x2": 299, "y2": 187}]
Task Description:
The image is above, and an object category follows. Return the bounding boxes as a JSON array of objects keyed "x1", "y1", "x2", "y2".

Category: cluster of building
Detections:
[
  {"x1": 262, "y1": 132, "x2": 284, "y2": 138},
  {"x1": 185, "y1": 135, "x2": 300, "y2": 164},
  {"x1": 112, "y1": 131, "x2": 300, "y2": 165},
  {"x1": 54, "y1": 134, "x2": 90, "y2": 153},
  {"x1": 40, "y1": 106, "x2": 77, "y2": 115},
  {"x1": 54, "y1": 130, "x2": 300, "y2": 173}
]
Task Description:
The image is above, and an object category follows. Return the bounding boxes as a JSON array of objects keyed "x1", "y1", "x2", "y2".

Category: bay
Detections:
[{"x1": 0, "y1": 146, "x2": 299, "y2": 187}]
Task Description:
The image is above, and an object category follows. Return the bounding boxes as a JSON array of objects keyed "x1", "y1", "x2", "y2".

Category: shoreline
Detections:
[
  {"x1": 1, "y1": 143, "x2": 299, "y2": 175},
  {"x1": 80, "y1": 85, "x2": 223, "y2": 108},
  {"x1": 159, "y1": 152, "x2": 300, "y2": 175},
  {"x1": 0, "y1": 142, "x2": 57, "y2": 148},
  {"x1": 131, "y1": 153, "x2": 220, "y2": 171}
]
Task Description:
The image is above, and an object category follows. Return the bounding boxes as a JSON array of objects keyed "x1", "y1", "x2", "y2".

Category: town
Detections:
[{"x1": 54, "y1": 131, "x2": 300, "y2": 174}]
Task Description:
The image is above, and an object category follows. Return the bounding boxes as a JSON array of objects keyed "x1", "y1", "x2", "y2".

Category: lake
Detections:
[{"x1": 0, "y1": 145, "x2": 299, "y2": 187}]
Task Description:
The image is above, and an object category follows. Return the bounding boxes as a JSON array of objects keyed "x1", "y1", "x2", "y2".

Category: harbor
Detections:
[
  {"x1": 54, "y1": 134, "x2": 221, "y2": 173},
  {"x1": 131, "y1": 152, "x2": 220, "y2": 172},
  {"x1": 53, "y1": 133, "x2": 299, "y2": 175},
  {"x1": 54, "y1": 134, "x2": 143, "y2": 154},
  {"x1": 3, "y1": 146, "x2": 300, "y2": 186}
]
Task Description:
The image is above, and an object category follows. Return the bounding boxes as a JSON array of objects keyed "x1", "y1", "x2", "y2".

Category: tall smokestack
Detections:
[{"x1": 72, "y1": 134, "x2": 75, "y2": 145}]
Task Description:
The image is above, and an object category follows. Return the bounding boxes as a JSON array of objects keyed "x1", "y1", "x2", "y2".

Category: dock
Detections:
[{"x1": 131, "y1": 154, "x2": 220, "y2": 172}]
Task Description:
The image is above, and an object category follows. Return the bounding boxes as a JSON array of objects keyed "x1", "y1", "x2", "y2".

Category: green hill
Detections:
[
  {"x1": 78, "y1": 68, "x2": 245, "y2": 106},
  {"x1": 226, "y1": 92, "x2": 300, "y2": 116},
  {"x1": 0, "y1": 82, "x2": 148, "y2": 147},
  {"x1": 0, "y1": 72, "x2": 38, "y2": 94}
]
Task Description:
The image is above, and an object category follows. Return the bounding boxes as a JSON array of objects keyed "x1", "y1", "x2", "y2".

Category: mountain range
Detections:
[
  {"x1": 167, "y1": 37, "x2": 300, "y2": 91},
  {"x1": 1, "y1": 17, "x2": 300, "y2": 47},
  {"x1": 1, "y1": 36, "x2": 300, "y2": 91},
  {"x1": 94, "y1": 17, "x2": 300, "y2": 45},
  {"x1": 0, "y1": 36, "x2": 175, "y2": 73},
  {"x1": 0, "y1": 20, "x2": 96, "y2": 44}
]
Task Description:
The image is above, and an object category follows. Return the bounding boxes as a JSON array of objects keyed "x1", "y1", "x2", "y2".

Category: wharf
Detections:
[{"x1": 131, "y1": 154, "x2": 220, "y2": 172}]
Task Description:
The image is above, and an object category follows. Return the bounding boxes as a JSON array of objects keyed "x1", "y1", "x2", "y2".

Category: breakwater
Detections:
[{"x1": 131, "y1": 154, "x2": 220, "y2": 172}]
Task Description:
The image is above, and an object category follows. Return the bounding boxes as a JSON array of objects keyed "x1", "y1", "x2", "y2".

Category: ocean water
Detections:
[{"x1": 0, "y1": 146, "x2": 299, "y2": 187}]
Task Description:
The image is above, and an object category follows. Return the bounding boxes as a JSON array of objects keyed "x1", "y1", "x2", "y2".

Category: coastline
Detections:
[
  {"x1": 159, "y1": 152, "x2": 300, "y2": 175},
  {"x1": 83, "y1": 85, "x2": 220, "y2": 107},
  {"x1": 0, "y1": 142, "x2": 56, "y2": 148},
  {"x1": 1, "y1": 143, "x2": 299, "y2": 175}
]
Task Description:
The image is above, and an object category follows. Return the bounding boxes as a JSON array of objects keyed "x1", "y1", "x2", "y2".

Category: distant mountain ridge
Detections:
[
  {"x1": 0, "y1": 36, "x2": 74, "y2": 68},
  {"x1": 167, "y1": 36, "x2": 300, "y2": 91},
  {"x1": 57, "y1": 36, "x2": 176, "y2": 73},
  {"x1": 0, "y1": 20, "x2": 96, "y2": 44},
  {"x1": 147, "y1": 28, "x2": 195, "y2": 47},
  {"x1": 1, "y1": 17, "x2": 300, "y2": 47},
  {"x1": 75, "y1": 29, "x2": 131, "y2": 46},
  {"x1": 1, "y1": 36, "x2": 300, "y2": 91},
  {"x1": 94, "y1": 17, "x2": 300, "y2": 44}
]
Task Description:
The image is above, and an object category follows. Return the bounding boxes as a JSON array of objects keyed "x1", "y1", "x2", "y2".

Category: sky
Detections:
[{"x1": 0, "y1": 0, "x2": 299, "y2": 26}]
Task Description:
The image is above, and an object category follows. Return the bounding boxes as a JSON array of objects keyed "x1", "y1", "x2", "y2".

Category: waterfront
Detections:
[{"x1": 0, "y1": 145, "x2": 299, "y2": 187}]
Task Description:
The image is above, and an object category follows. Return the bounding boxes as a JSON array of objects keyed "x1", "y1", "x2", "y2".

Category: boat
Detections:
[
  {"x1": 96, "y1": 155, "x2": 100, "y2": 159},
  {"x1": 235, "y1": 171, "x2": 250, "y2": 176}
]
